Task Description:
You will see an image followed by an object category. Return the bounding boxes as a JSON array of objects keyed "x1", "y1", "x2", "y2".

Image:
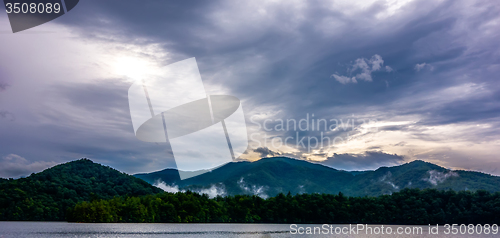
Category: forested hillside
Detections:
[
  {"x1": 135, "y1": 157, "x2": 500, "y2": 197},
  {"x1": 3, "y1": 158, "x2": 500, "y2": 222},
  {"x1": 0, "y1": 159, "x2": 161, "y2": 221}
]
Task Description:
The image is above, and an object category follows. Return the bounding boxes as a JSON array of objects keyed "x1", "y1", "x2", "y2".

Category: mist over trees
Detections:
[
  {"x1": 67, "y1": 189, "x2": 500, "y2": 224},
  {"x1": 2, "y1": 158, "x2": 500, "y2": 224}
]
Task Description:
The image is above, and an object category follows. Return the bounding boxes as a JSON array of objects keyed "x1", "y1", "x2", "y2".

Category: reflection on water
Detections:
[{"x1": 0, "y1": 222, "x2": 498, "y2": 237}]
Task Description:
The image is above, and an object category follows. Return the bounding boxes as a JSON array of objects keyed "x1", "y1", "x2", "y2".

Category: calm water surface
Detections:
[{"x1": 0, "y1": 222, "x2": 498, "y2": 237}]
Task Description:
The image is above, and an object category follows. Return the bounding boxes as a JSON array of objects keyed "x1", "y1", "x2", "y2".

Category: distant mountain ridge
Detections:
[
  {"x1": 134, "y1": 157, "x2": 500, "y2": 197},
  {"x1": 4, "y1": 157, "x2": 499, "y2": 221}
]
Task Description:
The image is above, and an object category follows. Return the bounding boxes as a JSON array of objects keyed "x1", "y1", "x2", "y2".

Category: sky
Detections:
[{"x1": 0, "y1": 0, "x2": 499, "y2": 178}]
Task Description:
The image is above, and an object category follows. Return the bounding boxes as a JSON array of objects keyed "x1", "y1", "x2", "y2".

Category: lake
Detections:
[{"x1": 0, "y1": 222, "x2": 498, "y2": 237}]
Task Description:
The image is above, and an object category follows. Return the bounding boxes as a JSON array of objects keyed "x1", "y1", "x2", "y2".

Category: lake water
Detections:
[{"x1": 0, "y1": 222, "x2": 498, "y2": 237}]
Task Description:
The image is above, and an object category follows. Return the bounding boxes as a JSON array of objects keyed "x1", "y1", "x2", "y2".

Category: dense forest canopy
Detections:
[
  {"x1": 67, "y1": 189, "x2": 500, "y2": 224},
  {"x1": 2, "y1": 158, "x2": 500, "y2": 224},
  {"x1": 0, "y1": 159, "x2": 161, "y2": 221}
]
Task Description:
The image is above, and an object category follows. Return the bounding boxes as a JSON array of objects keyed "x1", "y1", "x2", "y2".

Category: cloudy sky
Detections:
[{"x1": 0, "y1": 0, "x2": 499, "y2": 178}]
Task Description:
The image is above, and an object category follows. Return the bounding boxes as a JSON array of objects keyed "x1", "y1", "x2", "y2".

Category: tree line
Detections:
[
  {"x1": 0, "y1": 159, "x2": 161, "y2": 221},
  {"x1": 67, "y1": 188, "x2": 500, "y2": 224}
]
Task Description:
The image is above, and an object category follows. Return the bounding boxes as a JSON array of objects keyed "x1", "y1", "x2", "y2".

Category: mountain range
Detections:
[
  {"x1": 3, "y1": 157, "x2": 500, "y2": 221},
  {"x1": 134, "y1": 157, "x2": 500, "y2": 197}
]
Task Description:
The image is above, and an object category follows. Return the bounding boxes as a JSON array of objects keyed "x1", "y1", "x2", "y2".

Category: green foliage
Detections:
[
  {"x1": 67, "y1": 191, "x2": 226, "y2": 223},
  {"x1": 4, "y1": 158, "x2": 500, "y2": 224},
  {"x1": 0, "y1": 159, "x2": 162, "y2": 221},
  {"x1": 134, "y1": 158, "x2": 500, "y2": 197},
  {"x1": 68, "y1": 189, "x2": 500, "y2": 224}
]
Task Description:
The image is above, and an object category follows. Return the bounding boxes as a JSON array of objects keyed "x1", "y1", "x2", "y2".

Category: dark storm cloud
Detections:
[
  {"x1": 45, "y1": 80, "x2": 179, "y2": 172},
  {"x1": 56, "y1": 0, "x2": 500, "y2": 172},
  {"x1": 53, "y1": 0, "x2": 500, "y2": 129},
  {"x1": 56, "y1": 0, "x2": 223, "y2": 60},
  {"x1": 52, "y1": 79, "x2": 131, "y2": 115},
  {"x1": 418, "y1": 88, "x2": 500, "y2": 126},
  {"x1": 253, "y1": 147, "x2": 281, "y2": 158},
  {"x1": 1, "y1": 0, "x2": 500, "y2": 177},
  {"x1": 319, "y1": 151, "x2": 405, "y2": 171},
  {"x1": 0, "y1": 77, "x2": 177, "y2": 177}
]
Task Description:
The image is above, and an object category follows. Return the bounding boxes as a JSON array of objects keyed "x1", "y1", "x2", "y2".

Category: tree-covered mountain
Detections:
[
  {"x1": 3, "y1": 157, "x2": 500, "y2": 222},
  {"x1": 0, "y1": 158, "x2": 161, "y2": 221},
  {"x1": 135, "y1": 168, "x2": 181, "y2": 185},
  {"x1": 135, "y1": 157, "x2": 500, "y2": 197}
]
